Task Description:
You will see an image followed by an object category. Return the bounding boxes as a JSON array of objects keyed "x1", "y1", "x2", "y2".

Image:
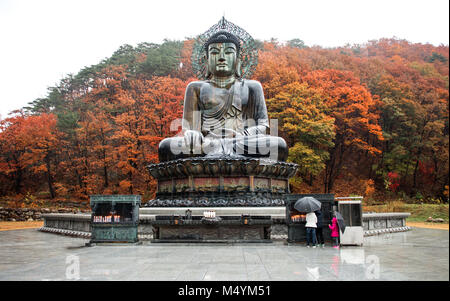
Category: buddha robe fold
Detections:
[{"x1": 158, "y1": 79, "x2": 288, "y2": 162}]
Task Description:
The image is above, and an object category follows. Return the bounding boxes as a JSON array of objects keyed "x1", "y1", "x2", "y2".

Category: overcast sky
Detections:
[{"x1": 0, "y1": 0, "x2": 449, "y2": 119}]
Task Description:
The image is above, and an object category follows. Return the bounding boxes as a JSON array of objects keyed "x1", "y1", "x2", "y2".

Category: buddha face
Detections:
[{"x1": 207, "y1": 42, "x2": 237, "y2": 77}]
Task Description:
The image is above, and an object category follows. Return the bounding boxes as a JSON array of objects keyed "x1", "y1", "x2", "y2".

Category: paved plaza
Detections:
[{"x1": 0, "y1": 227, "x2": 448, "y2": 281}]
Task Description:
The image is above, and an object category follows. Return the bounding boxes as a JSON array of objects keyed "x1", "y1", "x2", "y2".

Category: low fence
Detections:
[
  {"x1": 40, "y1": 213, "x2": 155, "y2": 240},
  {"x1": 363, "y1": 212, "x2": 411, "y2": 236},
  {"x1": 39, "y1": 207, "x2": 411, "y2": 240},
  {"x1": 40, "y1": 213, "x2": 91, "y2": 239}
]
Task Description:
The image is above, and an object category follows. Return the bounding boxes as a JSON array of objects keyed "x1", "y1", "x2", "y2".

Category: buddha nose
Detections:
[{"x1": 219, "y1": 49, "x2": 225, "y2": 61}]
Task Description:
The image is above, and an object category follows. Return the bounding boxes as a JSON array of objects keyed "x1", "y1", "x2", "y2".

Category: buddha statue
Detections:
[{"x1": 158, "y1": 20, "x2": 288, "y2": 162}]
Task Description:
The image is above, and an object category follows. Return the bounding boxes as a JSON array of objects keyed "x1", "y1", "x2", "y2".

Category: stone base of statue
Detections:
[{"x1": 145, "y1": 156, "x2": 298, "y2": 207}]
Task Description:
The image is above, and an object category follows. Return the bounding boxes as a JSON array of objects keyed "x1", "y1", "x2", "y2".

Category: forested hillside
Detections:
[{"x1": 0, "y1": 38, "x2": 448, "y2": 203}]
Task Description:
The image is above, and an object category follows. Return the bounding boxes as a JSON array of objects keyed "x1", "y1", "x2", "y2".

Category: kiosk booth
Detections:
[
  {"x1": 89, "y1": 195, "x2": 141, "y2": 243},
  {"x1": 336, "y1": 197, "x2": 364, "y2": 246}
]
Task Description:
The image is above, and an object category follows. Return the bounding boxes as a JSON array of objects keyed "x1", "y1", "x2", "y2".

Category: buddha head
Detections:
[{"x1": 204, "y1": 31, "x2": 241, "y2": 78}]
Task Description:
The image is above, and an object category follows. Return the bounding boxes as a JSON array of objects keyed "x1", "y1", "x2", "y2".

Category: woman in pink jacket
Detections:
[{"x1": 329, "y1": 215, "x2": 340, "y2": 249}]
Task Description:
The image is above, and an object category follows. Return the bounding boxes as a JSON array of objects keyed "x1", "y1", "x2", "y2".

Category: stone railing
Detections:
[
  {"x1": 39, "y1": 213, "x2": 155, "y2": 240},
  {"x1": 39, "y1": 208, "x2": 412, "y2": 240},
  {"x1": 39, "y1": 213, "x2": 91, "y2": 238},
  {"x1": 363, "y1": 212, "x2": 411, "y2": 236}
]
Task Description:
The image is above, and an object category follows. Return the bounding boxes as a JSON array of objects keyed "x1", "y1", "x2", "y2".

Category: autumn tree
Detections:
[
  {"x1": 0, "y1": 112, "x2": 61, "y2": 198},
  {"x1": 302, "y1": 69, "x2": 384, "y2": 192},
  {"x1": 266, "y1": 82, "x2": 335, "y2": 185},
  {"x1": 0, "y1": 112, "x2": 28, "y2": 195},
  {"x1": 254, "y1": 42, "x2": 301, "y2": 99},
  {"x1": 75, "y1": 65, "x2": 186, "y2": 196}
]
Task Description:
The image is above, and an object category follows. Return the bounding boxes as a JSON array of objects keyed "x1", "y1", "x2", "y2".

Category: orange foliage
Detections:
[
  {"x1": 0, "y1": 37, "x2": 448, "y2": 202},
  {"x1": 0, "y1": 112, "x2": 61, "y2": 198}
]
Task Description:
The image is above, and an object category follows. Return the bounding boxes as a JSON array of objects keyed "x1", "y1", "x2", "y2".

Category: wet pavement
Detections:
[{"x1": 0, "y1": 227, "x2": 447, "y2": 281}]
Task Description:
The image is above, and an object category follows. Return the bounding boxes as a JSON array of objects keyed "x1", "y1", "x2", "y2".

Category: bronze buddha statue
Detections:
[{"x1": 158, "y1": 25, "x2": 288, "y2": 162}]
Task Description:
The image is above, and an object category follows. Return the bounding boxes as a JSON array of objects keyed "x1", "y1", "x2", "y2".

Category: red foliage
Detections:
[{"x1": 387, "y1": 172, "x2": 400, "y2": 192}]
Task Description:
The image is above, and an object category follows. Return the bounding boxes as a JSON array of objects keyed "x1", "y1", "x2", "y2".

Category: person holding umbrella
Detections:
[
  {"x1": 329, "y1": 212, "x2": 340, "y2": 249},
  {"x1": 315, "y1": 210, "x2": 325, "y2": 248},
  {"x1": 305, "y1": 211, "x2": 318, "y2": 248},
  {"x1": 294, "y1": 197, "x2": 321, "y2": 248}
]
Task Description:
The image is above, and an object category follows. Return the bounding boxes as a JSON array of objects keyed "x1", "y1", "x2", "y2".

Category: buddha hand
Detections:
[{"x1": 184, "y1": 130, "x2": 204, "y2": 148}]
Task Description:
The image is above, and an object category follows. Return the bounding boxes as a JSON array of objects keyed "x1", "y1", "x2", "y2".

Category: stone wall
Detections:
[
  {"x1": 155, "y1": 225, "x2": 268, "y2": 241},
  {"x1": 0, "y1": 207, "x2": 89, "y2": 222}
]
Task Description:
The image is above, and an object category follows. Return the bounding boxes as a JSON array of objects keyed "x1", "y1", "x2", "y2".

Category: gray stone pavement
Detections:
[{"x1": 0, "y1": 227, "x2": 448, "y2": 281}]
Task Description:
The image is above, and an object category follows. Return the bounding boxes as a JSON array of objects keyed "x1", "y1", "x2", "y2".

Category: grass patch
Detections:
[{"x1": 363, "y1": 202, "x2": 449, "y2": 223}]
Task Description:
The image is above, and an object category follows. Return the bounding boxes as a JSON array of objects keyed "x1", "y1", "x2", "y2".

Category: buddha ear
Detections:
[
  {"x1": 206, "y1": 58, "x2": 212, "y2": 78},
  {"x1": 235, "y1": 59, "x2": 242, "y2": 78},
  {"x1": 204, "y1": 53, "x2": 212, "y2": 78}
]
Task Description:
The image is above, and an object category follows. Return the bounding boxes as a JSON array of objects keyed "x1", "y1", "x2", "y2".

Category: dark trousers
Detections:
[
  {"x1": 316, "y1": 227, "x2": 324, "y2": 245},
  {"x1": 306, "y1": 227, "x2": 317, "y2": 246},
  {"x1": 332, "y1": 237, "x2": 339, "y2": 247}
]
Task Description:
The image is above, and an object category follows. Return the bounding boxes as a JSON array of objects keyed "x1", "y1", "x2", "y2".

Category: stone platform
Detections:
[
  {"x1": 146, "y1": 157, "x2": 298, "y2": 207},
  {"x1": 151, "y1": 215, "x2": 272, "y2": 243}
]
